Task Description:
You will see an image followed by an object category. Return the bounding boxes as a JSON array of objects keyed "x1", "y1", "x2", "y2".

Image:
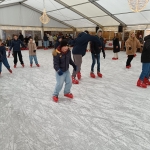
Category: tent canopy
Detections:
[{"x1": 0, "y1": 0, "x2": 150, "y2": 28}]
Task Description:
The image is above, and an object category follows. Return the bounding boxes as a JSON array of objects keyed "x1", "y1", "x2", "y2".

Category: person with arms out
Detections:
[
  {"x1": 9, "y1": 35, "x2": 26, "y2": 68},
  {"x1": 90, "y1": 29, "x2": 105, "y2": 78},
  {"x1": 112, "y1": 33, "x2": 120, "y2": 60},
  {"x1": 137, "y1": 34, "x2": 150, "y2": 88},
  {"x1": 28, "y1": 38, "x2": 40, "y2": 67},
  {"x1": 52, "y1": 40, "x2": 77, "y2": 103},
  {"x1": 72, "y1": 30, "x2": 105, "y2": 84},
  {"x1": 0, "y1": 39, "x2": 12, "y2": 75},
  {"x1": 125, "y1": 30, "x2": 141, "y2": 69}
]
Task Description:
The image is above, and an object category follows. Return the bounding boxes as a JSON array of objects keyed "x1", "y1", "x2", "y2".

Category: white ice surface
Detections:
[{"x1": 0, "y1": 50, "x2": 150, "y2": 150}]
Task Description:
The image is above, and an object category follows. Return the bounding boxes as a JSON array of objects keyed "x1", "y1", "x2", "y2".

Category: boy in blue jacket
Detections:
[
  {"x1": 52, "y1": 40, "x2": 77, "y2": 103},
  {"x1": 0, "y1": 39, "x2": 12, "y2": 75},
  {"x1": 9, "y1": 35, "x2": 26, "y2": 68}
]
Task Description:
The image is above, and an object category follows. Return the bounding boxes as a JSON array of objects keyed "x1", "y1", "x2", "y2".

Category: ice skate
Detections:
[
  {"x1": 137, "y1": 79, "x2": 147, "y2": 88},
  {"x1": 97, "y1": 72, "x2": 102, "y2": 78},
  {"x1": 30, "y1": 64, "x2": 32, "y2": 67},
  {"x1": 36, "y1": 64, "x2": 40, "y2": 67},
  {"x1": 64, "y1": 93, "x2": 73, "y2": 99},
  {"x1": 72, "y1": 76, "x2": 79, "y2": 84},
  {"x1": 14, "y1": 64, "x2": 17, "y2": 68},
  {"x1": 77, "y1": 72, "x2": 81, "y2": 80},
  {"x1": 22, "y1": 64, "x2": 24, "y2": 67},
  {"x1": 143, "y1": 78, "x2": 150, "y2": 85},
  {"x1": 8, "y1": 69, "x2": 12, "y2": 73},
  {"x1": 90, "y1": 72, "x2": 96, "y2": 78},
  {"x1": 53, "y1": 96, "x2": 58, "y2": 102}
]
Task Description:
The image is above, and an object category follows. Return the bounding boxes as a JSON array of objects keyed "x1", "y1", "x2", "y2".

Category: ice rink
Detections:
[{"x1": 0, "y1": 49, "x2": 150, "y2": 150}]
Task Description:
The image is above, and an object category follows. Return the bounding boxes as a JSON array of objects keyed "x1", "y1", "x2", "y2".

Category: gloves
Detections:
[
  {"x1": 33, "y1": 50, "x2": 36, "y2": 53},
  {"x1": 103, "y1": 52, "x2": 106, "y2": 59},
  {"x1": 57, "y1": 69, "x2": 63, "y2": 76},
  {"x1": 73, "y1": 65, "x2": 77, "y2": 71}
]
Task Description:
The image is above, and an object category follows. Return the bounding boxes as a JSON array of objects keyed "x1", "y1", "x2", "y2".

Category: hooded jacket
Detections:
[
  {"x1": 72, "y1": 32, "x2": 101, "y2": 56},
  {"x1": 125, "y1": 30, "x2": 141, "y2": 55},
  {"x1": 52, "y1": 46, "x2": 75, "y2": 72},
  {"x1": 141, "y1": 35, "x2": 150, "y2": 63}
]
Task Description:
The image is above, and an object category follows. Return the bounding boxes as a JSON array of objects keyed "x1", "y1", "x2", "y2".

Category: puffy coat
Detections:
[
  {"x1": 10, "y1": 39, "x2": 26, "y2": 51},
  {"x1": 0, "y1": 46, "x2": 6, "y2": 61},
  {"x1": 125, "y1": 30, "x2": 141, "y2": 55},
  {"x1": 72, "y1": 32, "x2": 101, "y2": 57},
  {"x1": 113, "y1": 37, "x2": 120, "y2": 53},
  {"x1": 141, "y1": 35, "x2": 150, "y2": 63},
  {"x1": 28, "y1": 42, "x2": 37, "y2": 56},
  {"x1": 53, "y1": 46, "x2": 75, "y2": 72}
]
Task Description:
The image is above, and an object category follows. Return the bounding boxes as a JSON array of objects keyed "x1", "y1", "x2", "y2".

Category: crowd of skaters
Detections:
[{"x1": 0, "y1": 29, "x2": 150, "y2": 103}]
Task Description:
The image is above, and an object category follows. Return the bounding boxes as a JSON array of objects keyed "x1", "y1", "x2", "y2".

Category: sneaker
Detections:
[
  {"x1": 53, "y1": 96, "x2": 58, "y2": 102},
  {"x1": 90, "y1": 72, "x2": 96, "y2": 78},
  {"x1": 72, "y1": 76, "x2": 79, "y2": 84},
  {"x1": 137, "y1": 79, "x2": 147, "y2": 88},
  {"x1": 64, "y1": 93, "x2": 73, "y2": 99},
  {"x1": 97, "y1": 72, "x2": 102, "y2": 78}
]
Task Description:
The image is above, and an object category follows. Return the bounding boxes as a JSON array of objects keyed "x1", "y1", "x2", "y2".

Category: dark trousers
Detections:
[
  {"x1": 14, "y1": 51, "x2": 24, "y2": 65},
  {"x1": 126, "y1": 55, "x2": 134, "y2": 66},
  {"x1": 35, "y1": 42, "x2": 38, "y2": 47},
  {"x1": 91, "y1": 53, "x2": 100, "y2": 72},
  {"x1": 139, "y1": 63, "x2": 150, "y2": 81}
]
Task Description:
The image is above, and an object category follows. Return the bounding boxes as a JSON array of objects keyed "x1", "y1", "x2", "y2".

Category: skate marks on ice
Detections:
[{"x1": 1, "y1": 50, "x2": 150, "y2": 150}]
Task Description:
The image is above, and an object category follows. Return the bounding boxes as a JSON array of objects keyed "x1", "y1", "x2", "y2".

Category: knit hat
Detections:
[{"x1": 60, "y1": 40, "x2": 68, "y2": 48}]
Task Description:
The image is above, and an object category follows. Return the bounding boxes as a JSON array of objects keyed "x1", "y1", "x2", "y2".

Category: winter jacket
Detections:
[
  {"x1": 113, "y1": 37, "x2": 120, "y2": 53},
  {"x1": 19, "y1": 34, "x2": 24, "y2": 42},
  {"x1": 125, "y1": 30, "x2": 141, "y2": 55},
  {"x1": 6, "y1": 39, "x2": 12, "y2": 47},
  {"x1": 10, "y1": 39, "x2": 26, "y2": 51},
  {"x1": 34, "y1": 36, "x2": 38, "y2": 42},
  {"x1": 43, "y1": 35, "x2": 48, "y2": 41},
  {"x1": 72, "y1": 32, "x2": 101, "y2": 57},
  {"x1": 0, "y1": 46, "x2": 6, "y2": 62},
  {"x1": 141, "y1": 35, "x2": 150, "y2": 63},
  {"x1": 90, "y1": 35, "x2": 102, "y2": 54},
  {"x1": 53, "y1": 46, "x2": 76, "y2": 72},
  {"x1": 28, "y1": 42, "x2": 37, "y2": 56},
  {"x1": 54, "y1": 37, "x2": 62, "y2": 49}
]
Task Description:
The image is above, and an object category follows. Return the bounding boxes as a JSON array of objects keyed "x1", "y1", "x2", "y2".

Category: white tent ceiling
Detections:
[{"x1": 0, "y1": 0, "x2": 150, "y2": 28}]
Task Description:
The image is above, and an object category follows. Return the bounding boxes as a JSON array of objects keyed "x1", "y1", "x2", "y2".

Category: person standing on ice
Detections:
[
  {"x1": 0, "y1": 39, "x2": 12, "y2": 75},
  {"x1": 52, "y1": 40, "x2": 77, "y2": 103},
  {"x1": 9, "y1": 35, "x2": 26, "y2": 68},
  {"x1": 137, "y1": 34, "x2": 150, "y2": 88},
  {"x1": 112, "y1": 33, "x2": 120, "y2": 60},
  {"x1": 90, "y1": 29, "x2": 106, "y2": 78},
  {"x1": 71, "y1": 30, "x2": 102, "y2": 84},
  {"x1": 125, "y1": 30, "x2": 141, "y2": 69},
  {"x1": 28, "y1": 38, "x2": 40, "y2": 67}
]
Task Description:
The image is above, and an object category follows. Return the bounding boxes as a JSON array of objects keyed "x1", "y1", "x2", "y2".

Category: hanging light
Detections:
[
  {"x1": 39, "y1": 0, "x2": 50, "y2": 24},
  {"x1": 128, "y1": 0, "x2": 149, "y2": 12},
  {"x1": 0, "y1": 0, "x2": 5, "y2": 3}
]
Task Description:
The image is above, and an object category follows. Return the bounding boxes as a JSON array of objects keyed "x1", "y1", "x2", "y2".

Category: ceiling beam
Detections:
[
  {"x1": 54, "y1": 0, "x2": 103, "y2": 28},
  {"x1": 89, "y1": 0, "x2": 126, "y2": 27},
  {"x1": 21, "y1": 3, "x2": 75, "y2": 29}
]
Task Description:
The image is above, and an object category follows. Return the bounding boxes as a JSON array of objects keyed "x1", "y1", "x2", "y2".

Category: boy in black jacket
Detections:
[
  {"x1": 137, "y1": 35, "x2": 150, "y2": 88},
  {"x1": 0, "y1": 39, "x2": 12, "y2": 75},
  {"x1": 52, "y1": 40, "x2": 77, "y2": 103}
]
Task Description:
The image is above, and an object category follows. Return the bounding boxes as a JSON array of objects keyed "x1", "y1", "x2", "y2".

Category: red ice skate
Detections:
[
  {"x1": 72, "y1": 76, "x2": 79, "y2": 84},
  {"x1": 90, "y1": 72, "x2": 96, "y2": 78},
  {"x1": 97, "y1": 72, "x2": 102, "y2": 78},
  {"x1": 64, "y1": 93, "x2": 73, "y2": 99},
  {"x1": 137, "y1": 79, "x2": 147, "y2": 88},
  {"x1": 36, "y1": 64, "x2": 40, "y2": 67},
  {"x1": 14, "y1": 64, "x2": 17, "y2": 68},
  {"x1": 8, "y1": 69, "x2": 12, "y2": 73},
  {"x1": 126, "y1": 66, "x2": 131, "y2": 69},
  {"x1": 143, "y1": 78, "x2": 150, "y2": 85},
  {"x1": 30, "y1": 64, "x2": 32, "y2": 67},
  {"x1": 77, "y1": 72, "x2": 81, "y2": 80},
  {"x1": 22, "y1": 64, "x2": 24, "y2": 67},
  {"x1": 53, "y1": 96, "x2": 58, "y2": 103}
]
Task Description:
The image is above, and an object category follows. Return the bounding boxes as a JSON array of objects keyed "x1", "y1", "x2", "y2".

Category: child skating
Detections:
[
  {"x1": 52, "y1": 40, "x2": 77, "y2": 102},
  {"x1": 28, "y1": 38, "x2": 40, "y2": 67},
  {"x1": 0, "y1": 39, "x2": 12, "y2": 75}
]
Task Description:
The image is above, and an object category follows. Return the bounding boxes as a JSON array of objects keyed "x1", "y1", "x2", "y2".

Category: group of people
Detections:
[{"x1": 0, "y1": 29, "x2": 150, "y2": 103}]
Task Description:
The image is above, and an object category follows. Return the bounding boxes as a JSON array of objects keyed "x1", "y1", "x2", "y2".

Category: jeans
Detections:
[
  {"x1": 126, "y1": 55, "x2": 134, "y2": 66},
  {"x1": 44, "y1": 40, "x2": 49, "y2": 48},
  {"x1": 72, "y1": 54, "x2": 82, "y2": 77},
  {"x1": 0, "y1": 58, "x2": 10, "y2": 72},
  {"x1": 13, "y1": 51, "x2": 24, "y2": 65},
  {"x1": 91, "y1": 53, "x2": 100, "y2": 72},
  {"x1": 29, "y1": 55, "x2": 38, "y2": 64},
  {"x1": 53, "y1": 70, "x2": 72, "y2": 96},
  {"x1": 139, "y1": 63, "x2": 150, "y2": 81}
]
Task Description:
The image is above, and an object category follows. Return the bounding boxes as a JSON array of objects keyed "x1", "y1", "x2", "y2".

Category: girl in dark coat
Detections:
[{"x1": 112, "y1": 33, "x2": 120, "y2": 60}]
